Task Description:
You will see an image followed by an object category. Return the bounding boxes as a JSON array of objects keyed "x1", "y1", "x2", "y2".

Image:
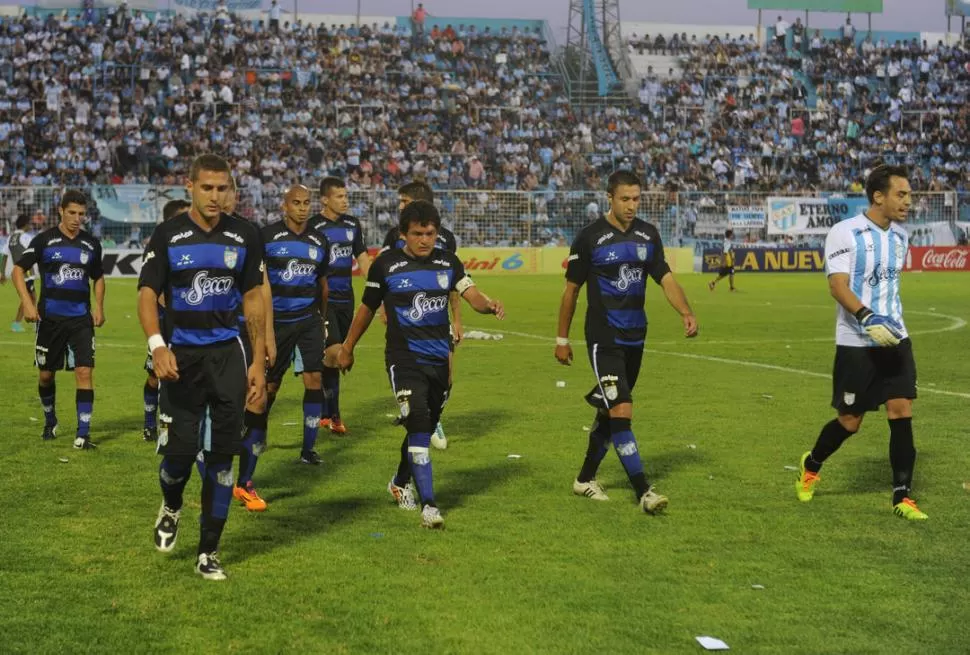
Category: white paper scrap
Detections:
[
  {"x1": 29, "y1": 417, "x2": 38, "y2": 422},
  {"x1": 783, "y1": 465, "x2": 798, "y2": 472},
  {"x1": 507, "y1": 454, "x2": 522, "y2": 459},
  {"x1": 282, "y1": 421, "x2": 299, "y2": 426},
  {"x1": 695, "y1": 636, "x2": 730, "y2": 650},
  {"x1": 687, "y1": 444, "x2": 697, "y2": 449},
  {"x1": 751, "y1": 584, "x2": 765, "y2": 590},
  {"x1": 761, "y1": 394, "x2": 773, "y2": 400}
]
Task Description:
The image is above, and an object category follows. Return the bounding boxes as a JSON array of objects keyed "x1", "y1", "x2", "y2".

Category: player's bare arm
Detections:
[
  {"x1": 460, "y1": 285, "x2": 505, "y2": 319},
  {"x1": 449, "y1": 291, "x2": 463, "y2": 345},
  {"x1": 357, "y1": 250, "x2": 372, "y2": 278},
  {"x1": 93, "y1": 276, "x2": 106, "y2": 327},
  {"x1": 659, "y1": 272, "x2": 698, "y2": 338},
  {"x1": 11, "y1": 264, "x2": 38, "y2": 322},
  {"x1": 242, "y1": 287, "x2": 267, "y2": 407},
  {"x1": 555, "y1": 280, "x2": 582, "y2": 365},
  {"x1": 138, "y1": 286, "x2": 178, "y2": 381},
  {"x1": 827, "y1": 273, "x2": 866, "y2": 315},
  {"x1": 261, "y1": 268, "x2": 276, "y2": 366},
  {"x1": 337, "y1": 304, "x2": 376, "y2": 372}
]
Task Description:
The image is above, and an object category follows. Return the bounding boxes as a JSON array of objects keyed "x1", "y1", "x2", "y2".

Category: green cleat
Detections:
[
  {"x1": 893, "y1": 498, "x2": 928, "y2": 520},
  {"x1": 795, "y1": 451, "x2": 820, "y2": 502}
]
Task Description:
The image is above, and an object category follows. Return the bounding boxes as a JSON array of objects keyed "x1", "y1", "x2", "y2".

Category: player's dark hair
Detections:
[
  {"x1": 398, "y1": 181, "x2": 433, "y2": 202},
  {"x1": 607, "y1": 170, "x2": 642, "y2": 196},
  {"x1": 866, "y1": 164, "x2": 909, "y2": 204},
  {"x1": 15, "y1": 213, "x2": 30, "y2": 229},
  {"x1": 725, "y1": 229, "x2": 734, "y2": 238},
  {"x1": 163, "y1": 199, "x2": 190, "y2": 221},
  {"x1": 60, "y1": 189, "x2": 88, "y2": 209},
  {"x1": 189, "y1": 154, "x2": 231, "y2": 181},
  {"x1": 320, "y1": 176, "x2": 346, "y2": 197},
  {"x1": 399, "y1": 200, "x2": 441, "y2": 234}
]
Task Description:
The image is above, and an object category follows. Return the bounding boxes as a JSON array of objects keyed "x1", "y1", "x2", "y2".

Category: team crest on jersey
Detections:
[
  {"x1": 436, "y1": 272, "x2": 449, "y2": 289},
  {"x1": 79, "y1": 251, "x2": 89, "y2": 264},
  {"x1": 224, "y1": 248, "x2": 238, "y2": 269},
  {"x1": 345, "y1": 229, "x2": 354, "y2": 242},
  {"x1": 636, "y1": 246, "x2": 647, "y2": 261},
  {"x1": 308, "y1": 246, "x2": 318, "y2": 260}
]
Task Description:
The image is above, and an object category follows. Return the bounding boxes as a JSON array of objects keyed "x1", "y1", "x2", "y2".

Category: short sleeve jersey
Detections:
[
  {"x1": 362, "y1": 248, "x2": 474, "y2": 366},
  {"x1": 308, "y1": 213, "x2": 365, "y2": 305},
  {"x1": 260, "y1": 221, "x2": 330, "y2": 323},
  {"x1": 565, "y1": 217, "x2": 671, "y2": 347},
  {"x1": 380, "y1": 225, "x2": 458, "y2": 254},
  {"x1": 138, "y1": 213, "x2": 263, "y2": 346},
  {"x1": 722, "y1": 238, "x2": 735, "y2": 267},
  {"x1": 824, "y1": 213, "x2": 909, "y2": 347},
  {"x1": 17, "y1": 226, "x2": 104, "y2": 320}
]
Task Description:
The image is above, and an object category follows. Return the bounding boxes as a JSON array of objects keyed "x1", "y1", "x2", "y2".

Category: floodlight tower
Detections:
[{"x1": 564, "y1": 0, "x2": 632, "y2": 104}]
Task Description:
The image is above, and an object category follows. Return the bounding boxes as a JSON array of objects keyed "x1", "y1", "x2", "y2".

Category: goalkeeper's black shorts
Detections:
[{"x1": 831, "y1": 338, "x2": 916, "y2": 414}]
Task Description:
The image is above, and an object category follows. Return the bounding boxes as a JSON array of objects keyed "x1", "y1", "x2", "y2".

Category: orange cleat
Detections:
[
  {"x1": 319, "y1": 417, "x2": 332, "y2": 429},
  {"x1": 329, "y1": 418, "x2": 347, "y2": 434},
  {"x1": 233, "y1": 482, "x2": 267, "y2": 512}
]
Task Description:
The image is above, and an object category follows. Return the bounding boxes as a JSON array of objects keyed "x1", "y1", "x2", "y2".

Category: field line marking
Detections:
[{"x1": 478, "y1": 325, "x2": 970, "y2": 400}]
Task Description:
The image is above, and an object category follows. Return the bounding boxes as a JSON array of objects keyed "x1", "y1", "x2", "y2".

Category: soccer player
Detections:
[
  {"x1": 138, "y1": 154, "x2": 267, "y2": 580},
  {"x1": 245, "y1": 184, "x2": 329, "y2": 487},
  {"x1": 336, "y1": 200, "x2": 505, "y2": 528},
  {"x1": 381, "y1": 181, "x2": 461, "y2": 450},
  {"x1": 555, "y1": 171, "x2": 698, "y2": 513},
  {"x1": 307, "y1": 177, "x2": 371, "y2": 434},
  {"x1": 708, "y1": 228, "x2": 736, "y2": 292},
  {"x1": 13, "y1": 190, "x2": 105, "y2": 449},
  {"x1": 795, "y1": 165, "x2": 927, "y2": 520},
  {"x1": 1, "y1": 214, "x2": 38, "y2": 332},
  {"x1": 142, "y1": 199, "x2": 191, "y2": 442}
]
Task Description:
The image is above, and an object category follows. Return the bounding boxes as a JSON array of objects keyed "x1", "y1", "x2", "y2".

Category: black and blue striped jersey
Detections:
[
  {"x1": 362, "y1": 248, "x2": 473, "y2": 366},
  {"x1": 138, "y1": 212, "x2": 263, "y2": 347},
  {"x1": 308, "y1": 213, "x2": 365, "y2": 306},
  {"x1": 380, "y1": 225, "x2": 457, "y2": 254},
  {"x1": 260, "y1": 221, "x2": 329, "y2": 323},
  {"x1": 565, "y1": 217, "x2": 670, "y2": 347},
  {"x1": 17, "y1": 226, "x2": 104, "y2": 320}
]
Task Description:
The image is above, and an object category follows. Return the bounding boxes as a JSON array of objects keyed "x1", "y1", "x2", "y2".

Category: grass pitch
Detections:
[{"x1": 2, "y1": 272, "x2": 969, "y2": 653}]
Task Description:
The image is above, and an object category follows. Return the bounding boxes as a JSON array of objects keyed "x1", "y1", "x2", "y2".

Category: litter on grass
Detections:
[
  {"x1": 695, "y1": 636, "x2": 730, "y2": 650},
  {"x1": 507, "y1": 454, "x2": 523, "y2": 459},
  {"x1": 751, "y1": 584, "x2": 765, "y2": 590},
  {"x1": 58, "y1": 457, "x2": 69, "y2": 463},
  {"x1": 783, "y1": 465, "x2": 799, "y2": 472}
]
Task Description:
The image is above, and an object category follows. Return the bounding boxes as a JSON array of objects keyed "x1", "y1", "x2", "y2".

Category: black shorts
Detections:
[
  {"x1": 268, "y1": 315, "x2": 325, "y2": 383},
  {"x1": 831, "y1": 338, "x2": 917, "y2": 414},
  {"x1": 387, "y1": 361, "x2": 451, "y2": 432},
  {"x1": 584, "y1": 342, "x2": 643, "y2": 410},
  {"x1": 26, "y1": 279, "x2": 35, "y2": 295},
  {"x1": 34, "y1": 316, "x2": 95, "y2": 371},
  {"x1": 157, "y1": 338, "x2": 249, "y2": 458},
  {"x1": 719, "y1": 266, "x2": 735, "y2": 276},
  {"x1": 325, "y1": 303, "x2": 353, "y2": 348}
]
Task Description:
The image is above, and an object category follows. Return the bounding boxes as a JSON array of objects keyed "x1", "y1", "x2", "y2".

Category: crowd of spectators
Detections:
[{"x1": 1, "y1": 6, "x2": 969, "y2": 244}]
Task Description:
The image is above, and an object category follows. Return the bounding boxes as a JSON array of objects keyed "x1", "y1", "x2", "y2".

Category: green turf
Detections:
[{"x1": 2, "y1": 272, "x2": 969, "y2": 654}]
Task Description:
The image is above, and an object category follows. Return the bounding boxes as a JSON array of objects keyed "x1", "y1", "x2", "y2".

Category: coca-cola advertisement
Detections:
[{"x1": 905, "y1": 246, "x2": 970, "y2": 271}]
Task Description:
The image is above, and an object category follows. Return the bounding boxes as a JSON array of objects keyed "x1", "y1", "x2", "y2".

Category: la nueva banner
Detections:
[{"x1": 766, "y1": 196, "x2": 869, "y2": 235}]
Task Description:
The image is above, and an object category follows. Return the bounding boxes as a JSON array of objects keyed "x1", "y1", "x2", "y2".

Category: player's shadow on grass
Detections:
[
  {"x1": 439, "y1": 461, "x2": 526, "y2": 509},
  {"x1": 438, "y1": 408, "x2": 518, "y2": 442},
  {"x1": 645, "y1": 448, "x2": 711, "y2": 484},
  {"x1": 228, "y1": 495, "x2": 380, "y2": 564},
  {"x1": 828, "y1": 456, "x2": 887, "y2": 495},
  {"x1": 93, "y1": 415, "x2": 146, "y2": 444}
]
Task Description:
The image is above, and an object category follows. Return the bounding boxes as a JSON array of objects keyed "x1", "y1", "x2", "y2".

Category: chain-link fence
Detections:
[{"x1": 1, "y1": 186, "x2": 963, "y2": 250}]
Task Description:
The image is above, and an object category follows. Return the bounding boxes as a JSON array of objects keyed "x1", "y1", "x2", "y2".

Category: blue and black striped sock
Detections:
[{"x1": 39, "y1": 383, "x2": 56, "y2": 427}]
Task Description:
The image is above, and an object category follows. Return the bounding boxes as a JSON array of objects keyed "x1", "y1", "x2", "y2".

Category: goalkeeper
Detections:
[{"x1": 794, "y1": 164, "x2": 927, "y2": 521}]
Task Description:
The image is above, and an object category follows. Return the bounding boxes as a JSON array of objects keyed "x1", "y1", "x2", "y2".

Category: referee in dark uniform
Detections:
[{"x1": 138, "y1": 154, "x2": 266, "y2": 581}]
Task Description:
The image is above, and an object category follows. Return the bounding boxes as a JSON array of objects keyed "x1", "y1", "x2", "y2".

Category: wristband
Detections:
[
  {"x1": 556, "y1": 337, "x2": 570, "y2": 347},
  {"x1": 148, "y1": 334, "x2": 166, "y2": 353},
  {"x1": 854, "y1": 307, "x2": 873, "y2": 323}
]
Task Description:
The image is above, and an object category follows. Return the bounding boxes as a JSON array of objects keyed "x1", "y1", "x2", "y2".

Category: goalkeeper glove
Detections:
[{"x1": 855, "y1": 307, "x2": 903, "y2": 347}]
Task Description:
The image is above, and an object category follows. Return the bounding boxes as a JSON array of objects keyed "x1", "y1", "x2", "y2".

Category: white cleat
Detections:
[
  {"x1": 154, "y1": 503, "x2": 181, "y2": 552},
  {"x1": 573, "y1": 479, "x2": 609, "y2": 501},
  {"x1": 639, "y1": 488, "x2": 668, "y2": 515},
  {"x1": 387, "y1": 479, "x2": 418, "y2": 510},
  {"x1": 421, "y1": 504, "x2": 445, "y2": 529}
]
